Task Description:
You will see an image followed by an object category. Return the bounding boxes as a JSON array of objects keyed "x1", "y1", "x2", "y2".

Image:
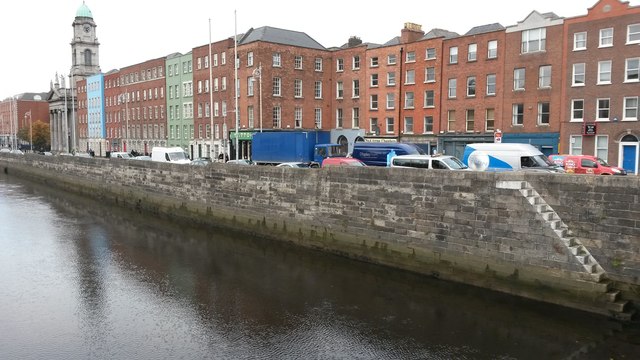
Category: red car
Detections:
[
  {"x1": 321, "y1": 157, "x2": 366, "y2": 167},
  {"x1": 549, "y1": 154, "x2": 627, "y2": 175}
]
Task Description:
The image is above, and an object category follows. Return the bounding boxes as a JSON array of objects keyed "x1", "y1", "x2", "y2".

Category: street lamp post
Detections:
[
  {"x1": 252, "y1": 63, "x2": 263, "y2": 133},
  {"x1": 25, "y1": 110, "x2": 32, "y2": 152}
]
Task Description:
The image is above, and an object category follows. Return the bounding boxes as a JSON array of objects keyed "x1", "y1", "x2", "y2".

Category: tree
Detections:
[{"x1": 17, "y1": 120, "x2": 51, "y2": 152}]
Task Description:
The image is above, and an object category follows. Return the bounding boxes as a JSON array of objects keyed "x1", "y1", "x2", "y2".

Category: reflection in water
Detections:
[{"x1": 0, "y1": 173, "x2": 638, "y2": 359}]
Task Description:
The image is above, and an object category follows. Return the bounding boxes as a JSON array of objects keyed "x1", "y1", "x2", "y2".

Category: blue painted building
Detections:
[{"x1": 86, "y1": 73, "x2": 106, "y2": 155}]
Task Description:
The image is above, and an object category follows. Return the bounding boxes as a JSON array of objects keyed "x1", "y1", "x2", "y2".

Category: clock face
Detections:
[{"x1": 83, "y1": 25, "x2": 91, "y2": 33}]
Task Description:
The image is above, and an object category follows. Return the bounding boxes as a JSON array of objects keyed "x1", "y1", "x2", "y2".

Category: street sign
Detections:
[{"x1": 494, "y1": 129, "x2": 502, "y2": 143}]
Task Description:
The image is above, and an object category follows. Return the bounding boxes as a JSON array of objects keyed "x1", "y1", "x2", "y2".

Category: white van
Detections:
[
  {"x1": 151, "y1": 147, "x2": 191, "y2": 164},
  {"x1": 110, "y1": 151, "x2": 131, "y2": 159},
  {"x1": 390, "y1": 154, "x2": 468, "y2": 170},
  {"x1": 461, "y1": 143, "x2": 563, "y2": 173}
]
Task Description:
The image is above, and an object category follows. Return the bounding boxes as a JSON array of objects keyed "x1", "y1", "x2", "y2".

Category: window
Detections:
[
  {"x1": 572, "y1": 63, "x2": 585, "y2": 86},
  {"x1": 466, "y1": 109, "x2": 475, "y2": 132},
  {"x1": 404, "y1": 117, "x2": 413, "y2": 133},
  {"x1": 537, "y1": 102, "x2": 550, "y2": 125},
  {"x1": 522, "y1": 28, "x2": 546, "y2": 53},
  {"x1": 247, "y1": 52, "x2": 254, "y2": 66},
  {"x1": 624, "y1": 97, "x2": 638, "y2": 120},
  {"x1": 336, "y1": 81, "x2": 343, "y2": 99},
  {"x1": 371, "y1": 73, "x2": 379, "y2": 87},
  {"x1": 449, "y1": 46, "x2": 458, "y2": 64},
  {"x1": 626, "y1": 58, "x2": 639, "y2": 82},
  {"x1": 247, "y1": 106, "x2": 254, "y2": 128},
  {"x1": 386, "y1": 93, "x2": 395, "y2": 109},
  {"x1": 595, "y1": 135, "x2": 608, "y2": 161},
  {"x1": 598, "y1": 60, "x2": 612, "y2": 84},
  {"x1": 352, "y1": 107, "x2": 360, "y2": 128},
  {"x1": 599, "y1": 28, "x2": 613, "y2": 47},
  {"x1": 314, "y1": 81, "x2": 322, "y2": 99},
  {"x1": 272, "y1": 106, "x2": 281, "y2": 128},
  {"x1": 387, "y1": 72, "x2": 396, "y2": 86},
  {"x1": 315, "y1": 108, "x2": 322, "y2": 128},
  {"x1": 425, "y1": 67, "x2": 435, "y2": 82},
  {"x1": 485, "y1": 108, "x2": 495, "y2": 131},
  {"x1": 424, "y1": 90, "x2": 434, "y2": 107},
  {"x1": 335, "y1": 108, "x2": 343, "y2": 128},
  {"x1": 512, "y1": 103, "x2": 524, "y2": 125},
  {"x1": 597, "y1": 98, "x2": 610, "y2": 120},
  {"x1": 487, "y1": 40, "x2": 498, "y2": 59},
  {"x1": 315, "y1": 58, "x2": 323, "y2": 71},
  {"x1": 514, "y1": 68, "x2": 525, "y2": 90},
  {"x1": 272, "y1": 77, "x2": 282, "y2": 96},
  {"x1": 294, "y1": 55, "x2": 303, "y2": 69},
  {"x1": 370, "y1": 118, "x2": 379, "y2": 134},
  {"x1": 405, "y1": 69, "x2": 415, "y2": 84},
  {"x1": 294, "y1": 107, "x2": 302, "y2": 128},
  {"x1": 370, "y1": 57, "x2": 379, "y2": 67},
  {"x1": 404, "y1": 92, "x2": 414, "y2": 109},
  {"x1": 447, "y1": 110, "x2": 455, "y2": 132},
  {"x1": 387, "y1": 54, "x2": 396, "y2": 65},
  {"x1": 370, "y1": 94, "x2": 378, "y2": 110},
  {"x1": 221, "y1": 52, "x2": 226, "y2": 65},
  {"x1": 570, "y1": 135, "x2": 582, "y2": 155},
  {"x1": 294, "y1": 79, "x2": 302, "y2": 98},
  {"x1": 571, "y1": 99, "x2": 584, "y2": 121},
  {"x1": 574, "y1": 32, "x2": 587, "y2": 50},
  {"x1": 337, "y1": 58, "x2": 344, "y2": 72},
  {"x1": 423, "y1": 116, "x2": 433, "y2": 133},
  {"x1": 627, "y1": 24, "x2": 640, "y2": 44},
  {"x1": 406, "y1": 51, "x2": 416, "y2": 62},
  {"x1": 466, "y1": 76, "x2": 476, "y2": 97},
  {"x1": 352, "y1": 55, "x2": 360, "y2": 69},
  {"x1": 468, "y1": 43, "x2": 477, "y2": 61},
  {"x1": 386, "y1": 117, "x2": 394, "y2": 133},
  {"x1": 448, "y1": 78, "x2": 457, "y2": 98},
  {"x1": 272, "y1": 53, "x2": 281, "y2": 67},
  {"x1": 486, "y1": 74, "x2": 496, "y2": 95},
  {"x1": 426, "y1": 48, "x2": 436, "y2": 60},
  {"x1": 247, "y1": 77, "x2": 254, "y2": 96},
  {"x1": 222, "y1": 77, "x2": 227, "y2": 90},
  {"x1": 352, "y1": 80, "x2": 360, "y2": 98},
  {"x1": 539, "y1": 65, "x2": 551, "y2": 88}
]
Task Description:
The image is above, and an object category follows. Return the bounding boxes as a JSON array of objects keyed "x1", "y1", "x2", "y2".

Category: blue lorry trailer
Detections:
[{"x1": 251, "y1": 131, "x2": 345, "y2": 166}]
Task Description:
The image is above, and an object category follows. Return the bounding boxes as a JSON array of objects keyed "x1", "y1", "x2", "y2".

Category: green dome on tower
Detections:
[{"x1": 76, "y1": 2, "x2": 93, "y2": 18}]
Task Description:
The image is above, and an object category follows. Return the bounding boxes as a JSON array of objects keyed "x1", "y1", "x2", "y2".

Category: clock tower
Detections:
[{"x1": 70, "y1": 2, "x2": 101, "y2": 80}]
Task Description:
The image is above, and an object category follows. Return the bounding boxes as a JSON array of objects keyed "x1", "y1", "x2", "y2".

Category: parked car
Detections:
[
  {"x1": 0, "y1": 148, "x2": 10, "y2": 153},
  {"x1": 132, "y1": 155, "x2": 152, "y2": 161},
  {"x1": 321, "y1": 157, "x2": 366, "y2": 167},
  {"x1": 549, "y1": 154, "x2": 627, "y2": 175},
  {"x1": 190, "y1": 158, "x2": 212, "y2": 166},
  {"x1": 9, "y1": 149, "x2": 24, "y2": 155},
  {"x1": 276, "y1": 162, "x2": 314, "y2": 168},
  {"x1": 109, "y1": 151, "x2": 131, "y2": 159},
  {"x1": 390, "y1": 154, "x2": 469, "y2": 170},
  {"x1": 226, "y1": 159, "x2": 255, "y2": 165}
]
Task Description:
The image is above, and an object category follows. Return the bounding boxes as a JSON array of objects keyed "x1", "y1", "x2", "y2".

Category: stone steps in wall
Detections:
[{"x1": 513, "y1": 181, "x2": 635, "y2": 321}]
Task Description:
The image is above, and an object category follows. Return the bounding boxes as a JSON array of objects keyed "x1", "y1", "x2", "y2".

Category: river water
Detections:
[{"x1": 0, "y1": 172, "x2": 638, "y2": 360}]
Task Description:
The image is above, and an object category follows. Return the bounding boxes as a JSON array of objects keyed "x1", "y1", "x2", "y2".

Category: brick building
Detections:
[
  {"x1": 561, "y1": 0, "x2": 640, "y2": 174},
  {"x1": 439, "y1": 24, "x2": 505, "y2": 157}
]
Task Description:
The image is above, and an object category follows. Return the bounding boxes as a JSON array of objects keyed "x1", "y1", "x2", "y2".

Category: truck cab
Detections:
[{"x1": 314, "y1": 144, "x2": 347, "y2": 164}]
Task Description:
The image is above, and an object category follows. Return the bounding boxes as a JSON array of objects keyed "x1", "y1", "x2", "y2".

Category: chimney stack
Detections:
[{"x1": 401, "y1": 22, "x2": 424, "y2": 44}]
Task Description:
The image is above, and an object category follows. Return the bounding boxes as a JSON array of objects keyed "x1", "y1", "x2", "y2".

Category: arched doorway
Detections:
[
  {"x1": 337, "y1": 135, "x2": 349, "y2": 156},
  {"x1": 619, "y1": 134, "x2": 639, "y2": 174}
]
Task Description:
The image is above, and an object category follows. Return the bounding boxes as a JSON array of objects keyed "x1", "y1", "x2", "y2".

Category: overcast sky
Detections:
[{"x1": 1, "y1": 0, "x2": 630, "y2": 99}]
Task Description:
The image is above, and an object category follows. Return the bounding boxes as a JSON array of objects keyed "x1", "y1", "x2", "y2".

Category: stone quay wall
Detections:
[{"x1": 1, "y1": 154, "x2": 639, "y2": 316}]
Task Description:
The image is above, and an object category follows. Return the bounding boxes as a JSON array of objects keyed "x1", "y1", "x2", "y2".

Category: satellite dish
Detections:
[{"x1": 467, "y1": 151, "x2": 489, "y2": 171}]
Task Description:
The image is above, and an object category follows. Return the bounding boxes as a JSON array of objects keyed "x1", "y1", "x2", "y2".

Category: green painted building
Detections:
[{"x1": 165, "y1": 52, "x2": 194, "y2": 154}]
